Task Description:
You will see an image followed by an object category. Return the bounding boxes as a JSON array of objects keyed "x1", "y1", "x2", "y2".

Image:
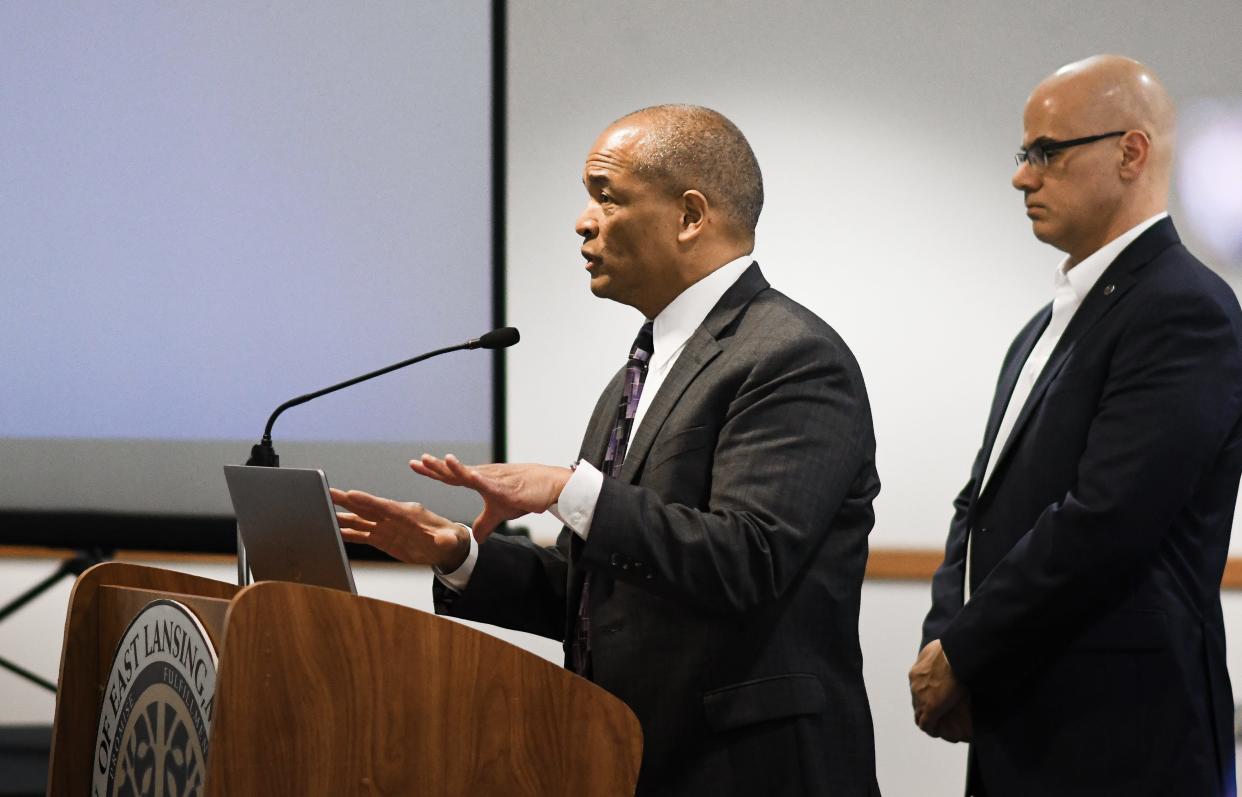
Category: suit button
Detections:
[
  {"x1": 609, "y1": 553, "x2": 624, "y2": 567},
  {"x1": 644, "y1": 573, "x2": 654, "y2": 581},
  {"x1": 621, "y1": 563, "x2": 630, "y2": 571}
]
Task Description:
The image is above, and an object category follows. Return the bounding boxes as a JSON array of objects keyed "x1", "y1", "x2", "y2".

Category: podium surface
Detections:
[{"x1": 49, "y1": 562, "x2": 642, "y2": 795}]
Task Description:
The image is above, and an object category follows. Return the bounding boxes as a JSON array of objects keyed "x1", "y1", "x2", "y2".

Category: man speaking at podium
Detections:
[{"x1": 332, "y1": 105, "x2": 881, "y2": 796}]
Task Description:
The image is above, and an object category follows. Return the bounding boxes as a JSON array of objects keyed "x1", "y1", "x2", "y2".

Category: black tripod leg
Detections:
[
  {"x1": 0, "y1": 562, "x2": 77, "y2": 625},
  {"x1": 0, "y1": 656, "x2": 57, "y2": 693},
  {"x1": 0, "y1": 548, "x2": 110, "y2": 693}
]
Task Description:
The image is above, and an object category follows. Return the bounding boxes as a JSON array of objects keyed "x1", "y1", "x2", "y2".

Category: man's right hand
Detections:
[
  {"x1": 331, "y1": 487, "x2": 471, "y2": 572},
  {"x1": 929, "y1": 698, "x2": 973, "y2": 744},
  {"x1": 909, "y1": 638, "x2": 968, "y2": 738}
]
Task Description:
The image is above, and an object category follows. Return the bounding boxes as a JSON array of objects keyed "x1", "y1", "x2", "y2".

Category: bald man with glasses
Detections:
[{"x1": 910, "y1": 55, "x2": 1242, "y2": 796}]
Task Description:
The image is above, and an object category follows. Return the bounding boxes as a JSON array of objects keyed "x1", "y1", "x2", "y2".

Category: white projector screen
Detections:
[{"x1": 0, "y1": 2, "x2": 496, "y2": 533}]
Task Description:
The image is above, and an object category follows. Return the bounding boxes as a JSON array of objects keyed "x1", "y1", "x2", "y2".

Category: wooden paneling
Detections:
[
  {"x1": 47, "y1": 563, "x2": 238, "y2": 796},
  {"x1": 97, "y1": 585, "x2": 231, "y2": 655},
  {"x1": 205, "y1": 582, "x2": 642, "y2": 796},
  {"x1": 44, "y1": 563, "x2": 642, "y2": 796}
]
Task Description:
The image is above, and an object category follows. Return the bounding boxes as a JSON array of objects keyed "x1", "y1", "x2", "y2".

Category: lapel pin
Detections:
[{"x1": 1103, "y1": 284, "x2": 1115, "y2": 296}]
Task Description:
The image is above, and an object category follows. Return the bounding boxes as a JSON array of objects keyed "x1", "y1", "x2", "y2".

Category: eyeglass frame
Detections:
[{"x1": 1014, "y1": 131, "x2": 1127, "y2": 168}]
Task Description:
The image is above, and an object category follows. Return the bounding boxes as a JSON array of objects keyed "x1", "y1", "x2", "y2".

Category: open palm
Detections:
[{"x1": 409, "y1": 454, "x2": 572, "y2": 540}]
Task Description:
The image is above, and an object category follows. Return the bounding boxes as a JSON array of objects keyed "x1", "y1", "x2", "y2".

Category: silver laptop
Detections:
[{"x1": 223, "y1": 465, "x2": 357, "y2": 594}]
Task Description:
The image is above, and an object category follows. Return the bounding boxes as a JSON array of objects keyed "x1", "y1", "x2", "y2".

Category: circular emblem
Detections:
[{"x1": 91, "y1": 599, "x2": 218, "y2": 797}]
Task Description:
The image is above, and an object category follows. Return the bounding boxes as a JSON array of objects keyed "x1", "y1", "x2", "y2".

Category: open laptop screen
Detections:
[{"x1": 223, "y1": 465, "x2": 357, "y2": 594}]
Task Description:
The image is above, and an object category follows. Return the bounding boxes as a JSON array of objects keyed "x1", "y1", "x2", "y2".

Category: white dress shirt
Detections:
[
  {"x1": 963, "y1": 212, "x2": 1167, "y2": 600},
  {"x1": 437, "y1": 254, "x2": 755, "y2": 591}
]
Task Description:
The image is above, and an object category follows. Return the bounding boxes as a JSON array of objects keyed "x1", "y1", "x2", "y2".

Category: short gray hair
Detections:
[{"x1": 616, "y1": 104, "x2": 764, "y2": 236}]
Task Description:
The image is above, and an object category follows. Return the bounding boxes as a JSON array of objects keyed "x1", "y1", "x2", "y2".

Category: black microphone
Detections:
[
  {"x1": 245, "y1": 327, "x2": 520, "y2": 467},
  {"x1": 469, "y1": 326, "x2": 520, "y2": 350}
]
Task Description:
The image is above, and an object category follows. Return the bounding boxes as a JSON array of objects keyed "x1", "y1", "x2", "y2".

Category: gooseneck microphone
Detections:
[
  {"x1": 469, "y1": 326, "x2": 520, "y2": 350},
  {"x1": 244, "y1": 326, "x2": 519, "y2": 467}
]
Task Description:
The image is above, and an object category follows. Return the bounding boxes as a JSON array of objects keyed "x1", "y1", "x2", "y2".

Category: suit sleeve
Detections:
[
  {"x1": 581, "y1": 330, "x2": 877, "y2": 616},
  {"x1": 433, "y1": 530, "x2": 571, "y2": 641},
  {"x1": 940, "y1": 287, "x2": 1242, "y2": 687},
  {"x1": 922, "y1": 305, "x2": 1050, "y2": 651},
  {"x1": 921, "y1": 477, "x2": 974, "y2": 648},
  {"x1": 431, "y1": 374, "x2": 621, "y2": 640}
]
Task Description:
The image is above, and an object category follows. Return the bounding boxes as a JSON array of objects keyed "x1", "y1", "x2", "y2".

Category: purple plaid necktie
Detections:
[{"x1": 570, "y1": 320, "x2": 654, "y2": 676}]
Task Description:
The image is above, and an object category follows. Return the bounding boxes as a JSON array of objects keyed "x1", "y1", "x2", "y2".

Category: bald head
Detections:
[
  {"x1": 608, "y1": 104, "x2": 764, "y2": 241},
  {"x1": 1014, "y1": 55, "x2": 1177, "y2": 263},
  {"x1": 1032, "y1": 55, "x2": 1176, "y2": 188}
]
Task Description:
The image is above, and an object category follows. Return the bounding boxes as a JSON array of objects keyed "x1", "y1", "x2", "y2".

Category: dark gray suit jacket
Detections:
[
  {"x1": 923, "y1": 219, "x2": 1242, "y2": 796},
  {"x1": 436, "y1": 263, "x2": 881, "y2": 796}
]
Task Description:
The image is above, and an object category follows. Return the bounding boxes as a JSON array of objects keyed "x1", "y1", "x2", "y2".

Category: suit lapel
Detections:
[
  {"x1": 579, "y1": 368, "x2": 626, "y2": 467},
  {"x1": 619, "y1": 262, "x2": 769, "y2": 483},
  {"x1": 565, "y1": 262, "x2": 767, "y2": 624},
  {"x1": 979, "y1": 218, "x2": 1181, "y2": 499},
  {"x1": 619, "y1": 330, "x2": 721, "y2": 482},
  {"x1": 970, "y1": 306, "x2": 1050, "y2": 503}
]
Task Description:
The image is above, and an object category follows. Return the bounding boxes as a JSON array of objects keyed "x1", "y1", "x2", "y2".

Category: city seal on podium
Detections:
[{"x1": 91, "y1": 599, "x2": 218, "y2": 797}]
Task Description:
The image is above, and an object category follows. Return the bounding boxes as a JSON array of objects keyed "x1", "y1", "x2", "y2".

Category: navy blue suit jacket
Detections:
[{"x1": 923, "y1": 218, "x2": 1242, "y2": 796}]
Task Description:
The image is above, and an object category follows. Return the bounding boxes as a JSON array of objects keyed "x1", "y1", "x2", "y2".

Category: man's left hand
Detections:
[
  {"x1": 410, "y1": 454, "x2": 572, "y2": 541},
  {"x1": 908, "y1": 638, "x2": 967, "y2": 737}
]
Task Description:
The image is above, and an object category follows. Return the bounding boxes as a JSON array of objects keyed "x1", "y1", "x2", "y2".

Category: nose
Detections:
[
  {"x1": 1012, "y1": 160, "x2": 1040, "y2": 193},
  {"x1": 575, "y1": 204, "x2": 598, "y2": 240}
]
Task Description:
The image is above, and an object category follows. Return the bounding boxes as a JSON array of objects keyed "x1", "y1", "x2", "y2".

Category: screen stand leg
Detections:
[{"x1": 0, "y1": 548, "x2": 109, "y2": 693}]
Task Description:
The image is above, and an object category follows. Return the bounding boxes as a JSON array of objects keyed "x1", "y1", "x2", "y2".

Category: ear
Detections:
[
  {"x1": 677, "y1": 190, "x2": 709, "y2": 244},
  {"x1": 1118, "y1": 130, "x2": 1150, "y2": 180}
]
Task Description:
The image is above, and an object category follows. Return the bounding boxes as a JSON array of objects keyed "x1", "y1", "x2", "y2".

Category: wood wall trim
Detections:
[
  {"x1": 0, "y1": 545, "x2": 238, "y2": 564},
  {"x1": 7, "y1": 545, "x2": 1242, "y2": 589},
  {"x1": 0, "y1": 545, "x2": 409, "y2": 567},
  {"x1": 865, "y1": 548, "x2": 946, "y2": 582},
  {"x1": 1223, "y1": 558, "x2": 1242, "y2": 590},
  {"x1": 865, "y1": 547, "x2": 1242, "y2": 591}
]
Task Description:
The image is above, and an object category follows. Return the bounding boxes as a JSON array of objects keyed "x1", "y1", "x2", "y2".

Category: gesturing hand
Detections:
[
  {"x1": 409, "y1": 454, "x2": 572, "y2": 541},
  {"x1": 330, "y1": 487, "x2": 470, "y2": 571}
]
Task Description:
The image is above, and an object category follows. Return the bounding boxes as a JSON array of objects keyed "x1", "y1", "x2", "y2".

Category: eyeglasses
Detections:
[{"x1": 1014, "y1": 131, "x2": 1126, "y2": 168}]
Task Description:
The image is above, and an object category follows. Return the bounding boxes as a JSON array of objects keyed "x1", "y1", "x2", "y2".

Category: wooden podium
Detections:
[{"x1": 47, "y1": 562, "x2": 642, "y2": 795}]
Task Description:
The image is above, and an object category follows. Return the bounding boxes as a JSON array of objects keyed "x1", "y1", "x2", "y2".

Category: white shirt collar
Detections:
[
  {"x1": 1058, "y1": 212, "x2": 1168, "y2": 301},
  {"x1": 648, "y1": 254, "x2": 753, "y2": 372}
]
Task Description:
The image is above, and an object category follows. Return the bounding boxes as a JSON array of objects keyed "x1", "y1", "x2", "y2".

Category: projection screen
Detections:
[{"x1": 0, "y1": 2, "x2": 498, "y2": 549}]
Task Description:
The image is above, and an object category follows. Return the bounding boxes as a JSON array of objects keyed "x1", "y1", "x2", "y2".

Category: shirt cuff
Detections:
[
  {"x1": 548, "y1": 460, "x2": 604, "y2": 539},
  {"x1": 433, "y1": 525, "x2": 478, "y2": 592}
]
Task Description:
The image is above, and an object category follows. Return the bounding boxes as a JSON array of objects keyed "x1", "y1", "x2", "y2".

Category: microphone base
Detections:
[{"x1": 246, "y1": 443, "x2": 280, "y2": 468}]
